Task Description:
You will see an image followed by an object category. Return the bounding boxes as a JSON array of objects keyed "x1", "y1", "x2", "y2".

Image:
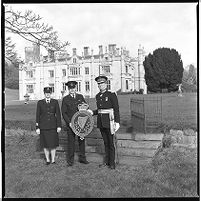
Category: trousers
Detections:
[
  {"x1": 66, "y1": 126, "x2": 86, "y2": 163},
  {"x1": 99, "y1": 127, "x2": 115, "y2": 166}
]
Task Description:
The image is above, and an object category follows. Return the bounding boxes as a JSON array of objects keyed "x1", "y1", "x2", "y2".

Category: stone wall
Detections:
[{"x1": 161, "y1": 128, "x2": 197, "y2": 149}]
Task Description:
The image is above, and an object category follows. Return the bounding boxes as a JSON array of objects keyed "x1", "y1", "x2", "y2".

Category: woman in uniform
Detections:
[{"x1": 36, "y1": 87, "x2": 62, "y2": 165}]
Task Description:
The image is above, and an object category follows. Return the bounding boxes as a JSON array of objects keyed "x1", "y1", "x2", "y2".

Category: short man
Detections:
[
  {"x1": 61, "y1": 81, "x2": 89, "y2": 166},
  {"x1": 90, "y1": 75, "x2": 120, "y2": 169}
]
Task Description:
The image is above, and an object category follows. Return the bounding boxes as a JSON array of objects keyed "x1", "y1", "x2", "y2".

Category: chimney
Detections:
[
  {"x1": 84, "y1": 47, "x2": 89, "y2": 56},
  {"x1": 72, "y1": 48, "x2": 77, "y2": 55},
  {"x1": 99, "y1": 45, "x2": 103, "y2": 55},
  {"x1": 108, "y1": 44, "x2": 116, "y2": 54},
  {"x1": 116, "y1": 48, "x2": 119, "y2": 55}
]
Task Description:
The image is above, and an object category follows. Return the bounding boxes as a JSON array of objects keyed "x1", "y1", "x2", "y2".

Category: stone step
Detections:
[
  {"x1": 134, "y1": 133, "x2": 164, "y2": 141},
  {"x1": 85, "y1": 153, "x2": 152, "y2": 166},
  {"x1": 86, "y1": 146, "x2": 156, "y2": 158},
  {"x1": 60, "y1": 132, "x2": 164, "y2": 141},
  {"x1": 66, "y1": 152, "x2": 151, "y2": 166},
  {"x1": 117, "y1": 140, "x2": 161, "y2": 149},
  {"x1": 39, "y1": 150, "x2": 152, "y2": 166}
]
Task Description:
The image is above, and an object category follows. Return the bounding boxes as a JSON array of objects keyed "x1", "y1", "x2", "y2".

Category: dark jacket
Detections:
[
  {"x1": 36, "y1": 99, "x2": 62, "y2": 130},
  {"x1": 93, "y1": 90, "x2": 120, "y2": 128},
  {"x1": 61, "y1": 93, "x2": 86, "y2": 125}
]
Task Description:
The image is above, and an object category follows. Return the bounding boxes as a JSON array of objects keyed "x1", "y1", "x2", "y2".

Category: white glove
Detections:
[
  {"x1": 69, "y1": 123, "x2": 72, "y2": 128},
  {"x1": 57, "y1": 127, "x2": 61, "y2": 133},
  {"x1": 115, "y1": 122, "x2": 120, "y2": 132},
  {"x1": 36, "y1": 128, "x2": 40, "y2": 135},
  {"x1": 87, "y1": 109, "x2": 93, "y2": 115}
]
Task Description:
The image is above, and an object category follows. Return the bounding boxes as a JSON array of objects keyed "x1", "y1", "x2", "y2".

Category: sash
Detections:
[{"x1": 98, "y1": 108, "x2": 115, "y2": 134}]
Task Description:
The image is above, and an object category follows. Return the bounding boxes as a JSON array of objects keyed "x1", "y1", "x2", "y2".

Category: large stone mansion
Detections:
[{"x1": 19, "y1": 43, "x2": 147, "y2": 100}]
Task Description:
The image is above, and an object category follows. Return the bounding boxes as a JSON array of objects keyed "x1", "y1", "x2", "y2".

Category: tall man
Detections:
[
  {"x1": 89, "y1": 75, "x2": 120, "y2": 169},
  {"x1": 61, "y1": 81, "x2": 89, "y2": 166}
]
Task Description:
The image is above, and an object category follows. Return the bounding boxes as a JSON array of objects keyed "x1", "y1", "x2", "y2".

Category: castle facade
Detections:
[{"x1": 19, "y1": 43, "x2": 147, "y2": 100}]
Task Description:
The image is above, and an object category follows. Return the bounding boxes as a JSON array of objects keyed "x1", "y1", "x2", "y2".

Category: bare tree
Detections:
[{"x1": 5, "y1": 5, "x2": 70, "y2": 51}]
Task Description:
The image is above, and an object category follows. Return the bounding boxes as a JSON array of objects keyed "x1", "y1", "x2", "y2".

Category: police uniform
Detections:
[
  {"x1": 61, "y1": 81, "x2": 89, "y2": 166},
  {"x1": 93, "y1": 76, "x2": 120, "y2": 169},
  {"x1": 36, "y1": 87, "x2": 62, "y2": 149}
]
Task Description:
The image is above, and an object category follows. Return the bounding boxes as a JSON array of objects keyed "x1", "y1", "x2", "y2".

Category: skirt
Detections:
[{"x1": 40, "y1": 129, "x2": 59, "y2": 149}]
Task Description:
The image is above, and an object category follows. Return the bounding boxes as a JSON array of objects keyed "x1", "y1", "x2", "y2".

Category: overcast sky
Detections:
[{"x1": 5, "y1": 3, "x2": 197, "y2": 67}]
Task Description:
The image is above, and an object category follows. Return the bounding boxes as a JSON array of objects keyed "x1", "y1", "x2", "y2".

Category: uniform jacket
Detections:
[
  {"x1": 93, "y1": 90, "x2": 120, "y2": 128},
  {"x1": 61, "y1": 93, "x2": 86, "y2": 125},
  {"x1": 36, "y1": 99, "x2": 62, "y2": 130}
]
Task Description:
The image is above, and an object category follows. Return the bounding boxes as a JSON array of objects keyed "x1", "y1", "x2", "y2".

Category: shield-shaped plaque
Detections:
[{"x1": 71, "y1": 104, "x2": 94, "y2": 140}]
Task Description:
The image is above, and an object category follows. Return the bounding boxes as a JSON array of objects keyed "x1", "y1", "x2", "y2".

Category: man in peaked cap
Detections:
[
  {"x1": 61, "y1": 81, "x2": 89, "y2": 166},
  {"x1": 43, "y1": 86, "x2": 52, "y2": 93},
  {"x1": 89, "y1": 75, "x2": 120, "y2": 169}
]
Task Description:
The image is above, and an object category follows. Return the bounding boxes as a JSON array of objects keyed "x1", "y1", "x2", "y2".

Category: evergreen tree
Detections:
[{"x1": 143, "y1": 47, "x2": 184, "y2": 92}]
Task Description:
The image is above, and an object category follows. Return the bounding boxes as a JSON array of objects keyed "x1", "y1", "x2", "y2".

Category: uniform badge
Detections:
[
  {"x1": 105, "y1": 97, "x2": 108, "y2": 101},
  {"x1": 71, "y1": 103, "x2": 94, "y2": 140}
]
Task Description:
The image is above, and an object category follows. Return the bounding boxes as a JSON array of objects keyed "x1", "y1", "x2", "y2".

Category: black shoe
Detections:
[
  {"x1": 79, "y1": 160, "x2": 89, "y2": 164},
  {"x1": 51, "y1": 162, "x2": 56, "y2": 164},
  {"x1": 99, "y1": 163, "x2": 109, "y2": 168},
  {"x1": 46, "y1": 161, "x2": 51, "y2": 165},
  {"x1": 109, "y1": 165, "x2": 116, "y2": 170}
]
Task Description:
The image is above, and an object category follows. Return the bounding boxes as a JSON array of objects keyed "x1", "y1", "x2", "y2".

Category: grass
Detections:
[
  {"x1": 5, "y1": 89, "x2": 197, "y2": 131},
  {"x1": 4, "y1": 89, "x2": 198, "y2": 198},
  {"x1": 4, "y1": 129, "x2": 198, "y2": 198}
]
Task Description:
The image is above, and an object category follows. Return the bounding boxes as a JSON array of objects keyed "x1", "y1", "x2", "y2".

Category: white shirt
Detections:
[{"x1": 46, "y1": 98, "x2": 51, "y2": 103}]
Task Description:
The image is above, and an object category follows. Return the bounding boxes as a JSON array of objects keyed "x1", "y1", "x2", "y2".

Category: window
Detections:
[
  {"x1": 73, "y1": 58, "x2": 77, "y2": 63},
  {"x1": 85, "y1": 67, "x2": 89, "y2": 74},
  {"x1": 49, "y1": 84, "x2": 54, "y2": 93},
  {"x1": 49, "y1": 70, "x2": 54, "y2": 77},
  {"x1": 125, "y1": 65, "x2": 128, "y2": 73},
  {"x1": 62, "y1": 83, "x2": 66, "y2": 91},
  {"x1": 76, "y1": 82, "x2": 81, "y2": 92},
  {"x1": 26, "y1": 84, "x2": 33, "y2": 93},
  {"x1": 70, "y1": 67, "x2": 80, "y2": 75},
  {"x1": 85, "y1": 81, "x2": 90, "y2": 91},
  {"x1": 26, "y1": 71, "x2": 33, "y2": 78},
  {"x1": 102, "y1": 66, "x2": 110, "y2": 73},
  {"x1": 62, "y1": 69, "x2": 66, "y2": 77},
  {"x1": 107, "y1": 80, "x2": 111, "y2": 90},
  {"x1": 126, "y1": 80, "x2": 129, "y2": 90}
]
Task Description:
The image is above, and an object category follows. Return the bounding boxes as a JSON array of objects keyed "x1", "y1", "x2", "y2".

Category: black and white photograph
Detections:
[{"x1": 3, "y1": 2, "x2": 198, "y2": 198}]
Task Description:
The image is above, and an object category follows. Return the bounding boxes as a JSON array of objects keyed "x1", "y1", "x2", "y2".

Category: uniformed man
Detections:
[
  {"x1": 61, "y1": 81, "x2": 89, "y2": 166},
  {"x1": 36, "y1": 87, "x2": 62, "y2": 165},
  {"x1": 89, "y1": 75, "x2": 120, "y2": 169}
]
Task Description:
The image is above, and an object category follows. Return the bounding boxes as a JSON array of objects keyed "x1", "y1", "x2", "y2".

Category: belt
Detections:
[{"x1": 98, "y1": 108, "x2": 114, "y2": 114}]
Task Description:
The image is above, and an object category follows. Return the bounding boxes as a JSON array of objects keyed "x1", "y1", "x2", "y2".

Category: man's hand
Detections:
[
  {"x1": 36, "y1": 128, "x2": 40, "y2": 135},
  {"x1": 115, "y1": 122, "x2": 120, "y2": 132},
  {"x1": 57, "y1": 127, "x2": 61, "y2": 133},
  {"x1": 69, "y1": 123, "x2": 72, "y2": 128},
  {"x1": 87, "y1": 109, "x2": 93, "y2": 115}
]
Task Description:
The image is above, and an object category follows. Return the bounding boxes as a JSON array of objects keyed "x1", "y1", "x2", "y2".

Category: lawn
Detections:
[
  {"x1": 5, "y1": 90, "x2": 198, "y2": 131},
  {"x1": 4, "y1": 129, "x2": 198, "y2": 198},
  {"x1": 3, "y1": 89, "x2": 198, "y2": 198}
]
